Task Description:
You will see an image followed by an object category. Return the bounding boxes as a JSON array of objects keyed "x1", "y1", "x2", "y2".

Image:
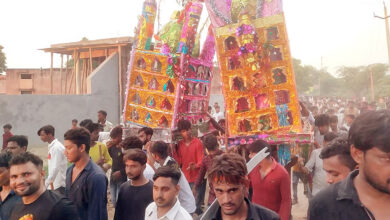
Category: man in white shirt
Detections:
[
  {"x1": 304, "y1": 132, "x2": 338, "y2": 196},
  {"x1": 149, "y1": 141, "x2": 196, "y2": 214},
  {"x1": 37, "y1": 125, "x2": 67, "y2": 194},
  {"x1": 97, "y1": 110, "x2": 114, "y2": 132},
  {"x1": 145, "y1": 165, "x2": 192, "y2": 220},
  {"x1": 212, "y1": 105, "x2": 224, "y2": 122}
]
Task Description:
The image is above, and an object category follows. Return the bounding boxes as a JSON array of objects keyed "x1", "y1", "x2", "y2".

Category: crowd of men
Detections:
[{"x1": 0, "y1": 99, "x2": 389, "y2": 220}]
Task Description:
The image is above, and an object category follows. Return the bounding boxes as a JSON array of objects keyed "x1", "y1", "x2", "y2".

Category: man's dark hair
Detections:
[
  {"x1": 72, "y1": 119, "x2": 78, "y2": 123},
  {"x1": 150, "y1": 141, "x2": 169, "y2": 159},
  {"x1": 320, "y1": 138, "x2": 357, "y2": 170},
  {"x1": 138, "y1": 127, "x2": 153, "y2": 136},
  {"x1": 110, "y1": 126, "x2": 123, "y2": 139},
  {"x1": 98, "y1": 110, "x2": 107, "y2": 117},
  {"x1": 247, "y1": 139, "x2": 271, "y2": 155},
  {"x1": 208, "y1": 153, "x2": 247, "y2": 185},
  {"x1": 329, "y1": 115, "x2": 338, "y2": 124},
  {"x1": 121, "y1": 136, "x2": 143, "y2": 150},
  {"x1": 324, "y1": 132, "x2": 338, "y2": 143},
  {"x1": 79, "y1": 119, "x2": 93, "y2": 128},
  {"x1": 153, "y1": 165, "x2": 181, "y2": 185},
  {"x1": 345, "y1": 114, "x2": 356, "y2": 120},
  {"x1": 203, "y1": 134, "x2": 219, "y2": 151},
  {"x1": 3, "y1": 124, "x2": 12, "y2": 130},
  {"x1": 177, "y1": 119, "x2": 191, "y2": 131},
  {"x1": 9, "y1": 152, "x2": 43, "y2": 169},
  {"x1": 7, "y1": 135, "x2": 28, "y2": 149},
  {"x1": 37, "y1": 125, "x2": 55, "y2": 136},
  {"x1": 123, "y1": 149, "x2": 147, "y2": 165},
  {"x1": 315, "y1": 114, "x2": 330, "y2": 127},
  {"x1": 0, "y1": 152, "x2": 12, "y2": 168},
  {"x1": 85, "y1": 123, "x2": 102, "y2": 133},
  {"x1": 64, "y1": 127, "x2": 91, "y2": 153},
  {"x1": 349, "y1": 110, "x2": 390, "y2": 152}
]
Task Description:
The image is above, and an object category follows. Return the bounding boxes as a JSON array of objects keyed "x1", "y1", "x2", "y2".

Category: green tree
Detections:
[
  {"x1": 0, "y1": 45, "x2": 7, "y2": 73},
  {"x1": 292, "y1": 58, "x2": 319, "y2": 95},
  {"x1": 337, "y1": 63, "x2": 388, "y2": 99}
]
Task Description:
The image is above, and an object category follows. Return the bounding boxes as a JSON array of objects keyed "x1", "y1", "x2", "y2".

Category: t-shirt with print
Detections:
[{"x1": 10, "y1": 190, "x2": 80, "y2": 220}]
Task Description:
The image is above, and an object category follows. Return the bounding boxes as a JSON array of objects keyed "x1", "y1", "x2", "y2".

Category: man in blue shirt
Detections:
[
  {"x1": 0, "y1": 152, "x2": 21, "y2": 220},
  {"x1": 64, "y1": 127, "x2": 108, "y2": 220}
]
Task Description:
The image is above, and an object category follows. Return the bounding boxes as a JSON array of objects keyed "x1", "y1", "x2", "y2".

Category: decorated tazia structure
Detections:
[
  {"x1": 123, "y1": 0, "x2": 310, "y2": 146},
  {"x1": 203, "y1": 0, "x2": 309, "y2": 147},
  {"x1": 123, "y1": 0, "x2": 214, "y2": 130}
]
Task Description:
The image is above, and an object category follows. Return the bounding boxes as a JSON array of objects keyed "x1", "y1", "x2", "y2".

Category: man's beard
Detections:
[
  {"x1": 364, "y1": 164, "x2": 390, "y2": 195},
  {"x1": 129, "y1": 174, "x2": 141, "y2": 181},
  {"x1": 15, "y1": 182, "x2": 40, "y2": 197}
]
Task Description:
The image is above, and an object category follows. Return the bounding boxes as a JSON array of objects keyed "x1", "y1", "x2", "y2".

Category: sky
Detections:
[{"x1": 0, "y1": 0, "x2": 389, "y2": 75}]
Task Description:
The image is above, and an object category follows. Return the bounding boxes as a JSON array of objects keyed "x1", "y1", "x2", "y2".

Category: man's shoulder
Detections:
[
  {"x1": 250, "y1": 202, "x2": 280, "y2": 220},
  {"x1": 87, "y1": 162, "x2": 108, "y2": 180},
  {"x1": 192, "y1": 137, "x2": 203, "y2": 146},
  {"x1": 309, "y1": 183, "x2": 340, "y2": 211},
  {"x1": 274, "y1": 162, "x2": 290, "y2": 177}
]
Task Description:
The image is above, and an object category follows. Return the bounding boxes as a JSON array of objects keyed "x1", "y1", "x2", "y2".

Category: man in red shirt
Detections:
[
  {"x1": 248, "y1": 140, "x2": 291, "y2": 220},
  {"x1": 2, "y1": 124, "x2": 13, "y2": 151},
  {"x1": 173, "y1": 119, "x2": 204, "y2": 214}
]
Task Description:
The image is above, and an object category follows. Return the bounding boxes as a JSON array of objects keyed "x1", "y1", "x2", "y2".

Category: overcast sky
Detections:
[{"x1": 1, "y1": 0, "x2": 389, "y2": 74}]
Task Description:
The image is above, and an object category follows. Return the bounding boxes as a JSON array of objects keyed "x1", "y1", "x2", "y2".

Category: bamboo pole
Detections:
[
  {"x1": 65, "y1": 55, "x2": 69, "y2": 94},
  {"x1": 50, "y1": 52, "x2": 53, "y2": 94},
  {"x1": 60, "y1": 54, "x2": 63, "y2": 94}
]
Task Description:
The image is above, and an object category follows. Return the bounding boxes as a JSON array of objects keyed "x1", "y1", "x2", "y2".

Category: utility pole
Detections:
[{"x1": 374, "y1": 1, "x2": 390, "y2": 66}]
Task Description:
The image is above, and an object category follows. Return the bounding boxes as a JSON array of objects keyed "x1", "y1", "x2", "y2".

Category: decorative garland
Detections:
[{"x1": 210, "y1": 0, "x2": 232, "y2": 24}]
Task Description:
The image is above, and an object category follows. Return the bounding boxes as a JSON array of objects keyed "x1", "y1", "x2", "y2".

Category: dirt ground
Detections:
[{"x1": 32, "y1": 146, "x2": 308, "y2": 220}]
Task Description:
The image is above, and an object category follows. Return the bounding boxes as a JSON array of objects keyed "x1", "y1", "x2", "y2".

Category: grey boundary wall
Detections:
[{"x1": 0, "y1": 53, "x2": 120, "y2": 148}]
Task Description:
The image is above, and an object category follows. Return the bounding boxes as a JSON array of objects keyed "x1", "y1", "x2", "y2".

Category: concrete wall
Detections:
[
  {"x1": 5, "y1": 68, "x2": 73, "y2": 95},
  {"x1": 0, "y1": 53, "x2": 120, "y2": 148}
]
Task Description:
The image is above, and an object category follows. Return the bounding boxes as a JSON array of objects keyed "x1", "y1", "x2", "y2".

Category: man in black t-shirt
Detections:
[
  {"x1": 106, "y1": 126, "x2": 126, "y2": 207},
  {"x1": 9, "y1": 152, "x2": 79, "y2": 220},
  {"x1": 114, "y1": 149, "x2": 153, "y2": 220}
]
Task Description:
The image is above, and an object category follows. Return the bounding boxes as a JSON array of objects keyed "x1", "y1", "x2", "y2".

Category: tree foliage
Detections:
[
  {"x1": 0, "y1": 45, "x2": 6, "y2": 73},
  {"x1": 293, "y1": 58, "x2": 389, "y2": 100}
]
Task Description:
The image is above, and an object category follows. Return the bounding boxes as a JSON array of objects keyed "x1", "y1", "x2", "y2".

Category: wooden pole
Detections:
[
  {"x1": 50, "y1": 52, "x2": 53, "y2": 94},
  {"x1": 65, "y1": 55, "x2": 69, "y2": 94},
  {"x1": 118, "y1": 45, "x2": 123, "y2": 118},
  {"x1": 75, "y1": 50, "x2": 81, "y2": 94},
  {"x1": 89, "y1": 48, "x2": 93, "y2": 73},
  {"x1": 60, "y1": 54, "x2": 63, "y2": 94},
  {"x1": 68, "y1": 69, "x2": 75, "y2": 94}
]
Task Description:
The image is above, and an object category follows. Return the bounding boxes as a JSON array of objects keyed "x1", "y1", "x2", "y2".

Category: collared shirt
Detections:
[
  {"x1": 100, "y1": 120, "x2": 114, "y2": 132},
  {"x1": 65, "y1": 159, "x2": 108, "y2": 220},
  {"x1": 46, "y1": 139, "x2": 67, "y2": 190},
  {"x1": 305, "y1": 148, "x2": 328, "y2": 195},
  {"x1": 0, "y1": 189, "x2": 21, "y2": 220},
  {"x1": 201, "y1": 198, "x2": 280, "y2": 220},
  {"x1": 249, "y1": 158, "x2": 291, "y2": 220},
  {"x1": 174, "y1": 138, "x2": 204, "y2": 183},
  {"x1": 145, "y1": 199, "x2": 192, "y2": 220},
  {"x1": 308, "y1": 170, "x2": 374, "y2": 220},
  {"x1": 161, "y1": 156, "x2": 196, "y2": 214}
]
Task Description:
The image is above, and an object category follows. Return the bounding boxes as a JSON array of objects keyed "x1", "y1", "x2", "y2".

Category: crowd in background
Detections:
[{"x1": 0, "y1": 98, "x2": 390, "y2": 220}]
